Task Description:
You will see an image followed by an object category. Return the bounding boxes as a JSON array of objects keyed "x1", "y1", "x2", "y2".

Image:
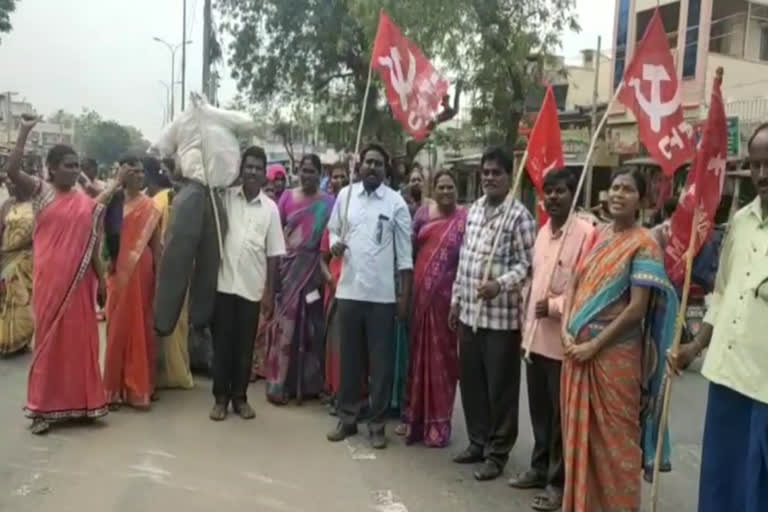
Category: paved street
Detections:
[{"x1": 0, "y1": 338, "x2": 708, "y2": 512}]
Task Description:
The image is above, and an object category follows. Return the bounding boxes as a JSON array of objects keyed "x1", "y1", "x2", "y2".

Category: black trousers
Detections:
[
  {"x1": 211, "y1": 293, "x2": 260, "y2": 404},
  {"x1": 526, "y1": 353, "x2": 564, "y2": 490},
  {"x1": 154, "y1": 181, "x2": 226, "y2": 335},
  {"x1": 459, "y1": 324, "x2": 522, "y2": 468},
  {"x1": 337, "y1": 299, "x2": 395, "y2": 433}
]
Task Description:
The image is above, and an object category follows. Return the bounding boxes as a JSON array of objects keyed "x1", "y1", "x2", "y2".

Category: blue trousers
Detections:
[{"x1": 699, "y1": 382, "x2": 768, "y2": 512}]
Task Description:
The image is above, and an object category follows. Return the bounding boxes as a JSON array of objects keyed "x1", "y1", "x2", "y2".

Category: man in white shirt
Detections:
[
  {"x1": 210, "y1": 146, "x2": 286, "y2": 422},
  {"x1": 326, "y1": 144, "x2": 413, "y2": 449}
]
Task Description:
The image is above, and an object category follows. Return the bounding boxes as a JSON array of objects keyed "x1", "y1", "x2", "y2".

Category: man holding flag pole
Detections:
[{"x1": 668, "y1": 93, "x2": 768, "y2": 512}]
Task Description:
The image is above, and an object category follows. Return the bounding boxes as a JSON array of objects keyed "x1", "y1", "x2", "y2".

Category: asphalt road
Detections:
[{"x1": 0, "y1": 338, "x2": 708, "y2": 512}]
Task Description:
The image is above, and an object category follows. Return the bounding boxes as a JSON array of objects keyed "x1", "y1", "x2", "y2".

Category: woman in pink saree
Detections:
[
  {"x1": 6, "y1": 117, "x2": 123, "y2": 434},
  {"x1": 265, "y1": 154, "x2": 334, "y2": 404},
  {"x1": 103, "y1": 156, "x2": 161, "y2": 409},
  {"x1": 404, "y1": 171, "x2": 466, "y2": 447}
]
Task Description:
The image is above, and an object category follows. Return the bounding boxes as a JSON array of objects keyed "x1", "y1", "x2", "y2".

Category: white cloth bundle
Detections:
[{"x1": 152, "y1": 93, "x2": 254, "y2": 188}]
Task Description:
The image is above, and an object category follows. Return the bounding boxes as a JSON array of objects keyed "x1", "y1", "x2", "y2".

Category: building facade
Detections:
[
  {"x1": 0, "y1": 94, "x2": 74, "y2": 158},
  {"x1": 609, "y1": 0, "x2": 768, "y2": 156}
]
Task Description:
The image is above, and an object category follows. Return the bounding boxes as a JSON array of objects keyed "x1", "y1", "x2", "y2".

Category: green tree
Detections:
[
  {"x1": 82, "y1": 121, "x2": 132, "y2": 166},
  {"x1": 73, "y1": 108, "x2": 103, "y2": 154},
  {"x1": 216, "y1": 0, "x2": 463, "y2": 152},
  {"x1": 0, "y1": 0, "x2": 17, "y2": 43},
  {"x1": 459, "y1": 1, "x2": 578, "y2": 146},
  {"x1": 217, "y1": 0, "x2": 576, "y2": 153}
]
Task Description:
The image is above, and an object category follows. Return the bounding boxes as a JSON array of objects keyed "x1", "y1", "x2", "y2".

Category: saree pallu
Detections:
[
  {"x1": 404, "y1": 208, "x2": 465, "y2": 447},
  {"x1": 25, "y1": 187, "x2": 107, "y2": 420},
  {"x1": 251, "y1": 306, "x2": 270, "y2": 381},
  {"x1": 104, "y1": 195, "x2": 160, "y2": 408},
  {"x1": 153, "y1": 189, "x2": 194, "y2": 390},
  {"x1": 390, "y1": 319, "x2": 409, "y2": 416},
  {"x1": 0, "y1": 201, "x2": 35, "y2": 356},
  {"x1": 265, "y1": 193, "x2": 333, "y2": 403},
  {"x1": 321, "y1": 229, "x2": 343, "y2": 394},
  {"x1": 562, "y1": 226, "x2": 678, "y2": 512}
]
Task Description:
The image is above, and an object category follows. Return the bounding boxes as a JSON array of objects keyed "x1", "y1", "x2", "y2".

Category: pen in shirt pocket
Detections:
[{"x1": 376, "y1": 214, "x2": 389, "y2": 244}]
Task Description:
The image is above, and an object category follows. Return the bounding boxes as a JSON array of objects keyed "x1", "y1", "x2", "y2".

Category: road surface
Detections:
[{"x1": 0, "y1": 339, "x2": 707, "y2": 512}]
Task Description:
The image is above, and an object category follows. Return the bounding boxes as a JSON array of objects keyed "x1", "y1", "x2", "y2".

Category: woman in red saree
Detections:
[
  {"x1": 103, "y1": 156, "x2": 161, "y2": 409},
  {"x1": 403, "y1": 171, "x2": 465, "y2": 447},
  {"x1": 320, "y1": 164, "x2": 349, "y2": 407},
  {"x1": 7, "y1": 117, "x2": 124, "y2": 435}
]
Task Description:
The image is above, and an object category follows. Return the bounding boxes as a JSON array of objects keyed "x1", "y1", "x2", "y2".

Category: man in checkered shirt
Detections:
[{"x1": 449, "y1": 147, "x2": 536, "y2": 482}]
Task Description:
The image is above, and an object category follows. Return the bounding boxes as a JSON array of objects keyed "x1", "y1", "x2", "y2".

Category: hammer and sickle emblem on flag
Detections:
[
  {"x1": 378, "y1": 47, "x2": 416, "y2": 111},
  {"x1": 628, "y1": 64, "x2": 681, "y2": 133}
]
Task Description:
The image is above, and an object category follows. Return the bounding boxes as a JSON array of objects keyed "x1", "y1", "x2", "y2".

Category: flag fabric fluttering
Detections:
[
  {"x1": 525, "y1": 85, "x2": 564, "y2": 225},
  {"x1": 618, "y1": 9, "x2": 695, "y2": 176},
  {"x1": 664, "y1": 68, "x2": 727, "y2": 286},
  {"x1": 371, "y1": 10, "x2": 450, "y2": 141}
]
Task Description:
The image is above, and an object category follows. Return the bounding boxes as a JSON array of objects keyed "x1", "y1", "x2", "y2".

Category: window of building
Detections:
[
  {"x1": 683, "y1": 0, "x2": 701, "y2": 78},
  {"x1": 614, "y1": 0, "x2": 631, "y2": 90},
  {"x1": 709, "y1": 0, "x2": 748, "y2": 58},
  {"x1": 635, "y1": 3, "x2": 680, "y2": 49},
  {"x1": 752, "y1": 4, "x2": 768, "y2": 61}
]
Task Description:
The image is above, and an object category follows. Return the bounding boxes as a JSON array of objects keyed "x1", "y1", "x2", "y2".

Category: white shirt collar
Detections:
[
  {"x1": 237, "y1": 187, "x2": 263, "y2": 205},
  {"x1": 356, "y1": 181, "x2": 386, "y2": 199}
]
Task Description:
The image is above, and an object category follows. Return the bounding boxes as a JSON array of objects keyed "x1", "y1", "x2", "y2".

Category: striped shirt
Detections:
[{"x1": 451, "y1": 195, "x2": 536, "y2": 331}]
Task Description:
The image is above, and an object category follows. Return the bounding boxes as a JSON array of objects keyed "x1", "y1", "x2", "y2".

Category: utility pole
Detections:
[
  {"x1": 585, "y1": 35, "x2": 602, "y2": 209},
  {"x1": 3, "y1": 91, "x2": 18, "y2": 145},
  {"x1": 153, "y1": 38, "x2": 187, "y2": 121},
  {"x1": 181, "y1": 0, "x2": 188, "y2": 112},
  {"x1": 202, "y1": 0, "x2": 212, "y2": 101}
]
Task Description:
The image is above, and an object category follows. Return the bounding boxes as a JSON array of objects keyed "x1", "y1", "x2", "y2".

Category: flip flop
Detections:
[{"x1": 532, "y1": 488, "x2": 563, "y2": 511}]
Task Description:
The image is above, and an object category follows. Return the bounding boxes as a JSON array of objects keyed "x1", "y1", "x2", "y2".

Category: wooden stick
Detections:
[
  {"x1": 649, "y1": 209, "x2": 699, "y2": 511},
  {"x1": 470, "y1": 150, "x2": 528, "y2": 333},
  {"x1": 342, "y1": 54, "x2": 375, "y2": 243},
  {"x1": 523, "y1": 83, "x2": 624, "y2": 361},
  {"x1": 354, "y1": 62, "x2": 375, "y2": 157}
]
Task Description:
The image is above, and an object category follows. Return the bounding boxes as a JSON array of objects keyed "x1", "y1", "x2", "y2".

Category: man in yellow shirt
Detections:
[{"x1": 674, "y1": 124, "x2": 768, "y2": 512}]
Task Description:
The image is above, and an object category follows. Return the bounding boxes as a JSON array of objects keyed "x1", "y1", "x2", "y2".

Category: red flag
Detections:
[
  {"x1": 664, "y1": 68, "x2": 727, "y2": 285},
  {"x1": 526, "y1": 85, "x2": 564, "y2": 226},
  {"x1": 618, "y1": 9, "x2": 695, "y2": 176},
  {"x1": 372, "y1": 11, "x2": 450, "y2": 140}
]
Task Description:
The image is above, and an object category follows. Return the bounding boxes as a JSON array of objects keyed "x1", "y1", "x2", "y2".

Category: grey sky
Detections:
[{"x1": 0, "y1": 0, "x2": 614, "y2": 142}]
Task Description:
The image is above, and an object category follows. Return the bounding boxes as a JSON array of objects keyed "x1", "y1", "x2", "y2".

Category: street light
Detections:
[
  {"x1": 153, "y1": 37, "x2": 192, "y2": 121},
  {"x1": 158, "y1": 81, "x2": 183, "y2": 126}
]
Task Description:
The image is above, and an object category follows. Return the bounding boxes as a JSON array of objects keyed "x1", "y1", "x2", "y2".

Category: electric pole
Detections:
[
  {"x1": 3, "y1": 91, "x2": 18, "y2": 145},
  {"x1": 202, "y1": 0, "x2": 212, "y2": 101},
  {"x1": 181, "y1": 0, "x2": 188, "y2": 112},
  {"x1": 585, "y1": 35, "x2": 602, "y2": 209}
]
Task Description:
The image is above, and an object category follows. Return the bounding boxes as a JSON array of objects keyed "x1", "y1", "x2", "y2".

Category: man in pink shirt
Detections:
[{"x1": 509, "y1": 168, "x2": 594, "y2": 511}]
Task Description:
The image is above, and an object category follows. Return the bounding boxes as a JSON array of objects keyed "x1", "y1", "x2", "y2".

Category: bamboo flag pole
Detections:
[
  {"x1": 470, "y1": 149, "x2": 529, "y2": 333},
  {"x1": 650, "y1": 209, "x2": 699, "y2": 512},
  {"x1": 342, "y1": 47, "x2": 376, "y2": 243},
  {"x1": 522, "y1": 82, "x2": 624, "y2": 362}
]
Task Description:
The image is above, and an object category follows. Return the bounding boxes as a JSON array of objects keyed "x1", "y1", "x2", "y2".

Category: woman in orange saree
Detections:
[
  {"x1": 7, "y1": 117, "x2": 124, "y2": 435},
  {"x1": 561, "y1": 169, "x2": 677, "y2": 512},
  {"x1": 103, "y1": 156, "x2": 161, "y2": 409}
]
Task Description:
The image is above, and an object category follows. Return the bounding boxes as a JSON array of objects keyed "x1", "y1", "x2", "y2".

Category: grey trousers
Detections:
[
  {"x1": 336, "y1": 299, "x2": 395, "y2": 433},
  {"x1": 154, "y1": 180, "x2": 227, "y2": 336}
]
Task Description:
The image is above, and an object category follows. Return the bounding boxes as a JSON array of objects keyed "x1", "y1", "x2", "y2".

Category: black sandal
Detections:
[{"x1": 30, "y1": 418, "x2": 51, "y2": 436}]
